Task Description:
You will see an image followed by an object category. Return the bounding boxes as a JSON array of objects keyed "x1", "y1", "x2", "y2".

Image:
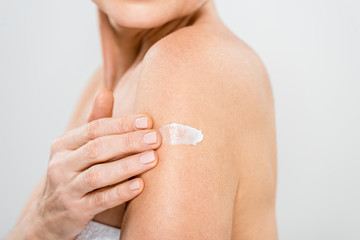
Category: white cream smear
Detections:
[{"x1": 159, "y1": 123, "x2": 203, "y2": 146}]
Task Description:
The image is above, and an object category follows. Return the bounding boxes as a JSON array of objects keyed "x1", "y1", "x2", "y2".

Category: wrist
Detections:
[
  {"x1": 21, "y1": 207, "x2": 51, "y2": 240},
  {"x1": 27, "y1": 218, "x2": 58, "y2": 240},
  {"x1": 6, "y1": 216, "x2": 42, "y2": 240},
  {"x1": 24, "y1": 226, "x2": 42, "y2": 240},
  {"x1": 22, "y1": 215, "x2": 42, "y2": 240}
]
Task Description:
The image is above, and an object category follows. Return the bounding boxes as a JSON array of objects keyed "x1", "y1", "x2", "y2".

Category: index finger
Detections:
[{"x1": 52, "y1": 114, "x2": 153, "y2": 151}]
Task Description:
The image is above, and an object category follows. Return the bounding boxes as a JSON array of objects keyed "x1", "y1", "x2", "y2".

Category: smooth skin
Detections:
[
  {"x1": 9, "y1": 0, "x2": 278, "y2": 239},
  {"x1": 6, "y1": 89, "x2": 162, "y2": 239},
  {"x1": 93, "y1": 0, "x2": 278, "y2": 239},
  {"x1": 119, "y1": 28, "x2": 277, "y2": 240}
]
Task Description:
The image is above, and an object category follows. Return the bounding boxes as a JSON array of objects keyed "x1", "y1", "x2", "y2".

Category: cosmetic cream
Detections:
[{"x1": 159, "y1": 123, "x2": 203, "y2": 146}]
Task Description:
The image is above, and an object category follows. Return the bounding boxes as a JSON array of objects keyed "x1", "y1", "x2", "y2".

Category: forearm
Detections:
[
  {"x1": 17, "y1": 175, "x2": 45, "y2": 222},
  {"x1": 6, "y1": 210, "x2": 42, "y2": 240},
  {"x1": 6, "y1": 176, "x2": 46, "y2": 240}
]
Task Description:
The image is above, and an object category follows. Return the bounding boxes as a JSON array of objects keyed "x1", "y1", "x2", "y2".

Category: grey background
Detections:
[{"x1": 1, "y1": 0, "x2": 359, "y2": 239}]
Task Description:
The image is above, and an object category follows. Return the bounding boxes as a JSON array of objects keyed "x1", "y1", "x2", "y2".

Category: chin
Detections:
[{"x1": 93, "y1": 0, "x2": 207, "y2": 29}]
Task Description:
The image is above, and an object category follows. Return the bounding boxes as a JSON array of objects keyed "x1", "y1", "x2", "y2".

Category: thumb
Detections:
[{"x1": 88, "y1": 88, "x2": 114, "y2": 122}]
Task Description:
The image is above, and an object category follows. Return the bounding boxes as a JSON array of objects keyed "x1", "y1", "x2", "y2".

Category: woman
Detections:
[{"x1": 7, "y1": 0, "x2": 278, "y2": 239}]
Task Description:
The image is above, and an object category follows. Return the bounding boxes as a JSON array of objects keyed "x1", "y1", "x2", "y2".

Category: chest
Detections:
[{"x1": 112, "y1": 64, "x2": 142, "y2": 118}]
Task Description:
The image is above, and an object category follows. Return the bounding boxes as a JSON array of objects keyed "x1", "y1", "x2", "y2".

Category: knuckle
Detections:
[
  {"x1": 50, "y1": 136, "x2": 64, "y2": 153},
  {"x1": 122, "y1": 133, "x2": 135, "y2": 151},
  {"x1": 69, "y1": 199, "x2": 91, "y2": 220},
  {"x1": 116, "y1": 185, "x2": 125, "y2": 199},
  {"x1": 120, "y1": 158, "x2": 134, "y2": 174},
  {"x1": 85, "y1": 138, "x2": 102, "y2": 160},
  {"x1": 81, "y1": 206, "x2": 95, "y2": 222},
  {"x1": 85, "y1": 167, "x2": 102, "y2": 189},
  {"x1": 86, "y1": 120, "x2": 100, "y2": 140},
  {"x1": 47, "y1": 160, "x2": 60, "y2": 182},
  {"x1": 117, "y1": 117, "x2": 128, "y2": 133},
  {"x1": 93, "y1": 191, "x2": 107, "y2": 207}
]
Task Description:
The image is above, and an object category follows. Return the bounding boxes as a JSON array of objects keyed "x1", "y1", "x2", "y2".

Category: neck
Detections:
[
  {"x1": 98, "y1": 0, "x2": 218, "y2": 89},
  {"x1": 116, "y1": 13, "x2": 199, "y2": 65}
]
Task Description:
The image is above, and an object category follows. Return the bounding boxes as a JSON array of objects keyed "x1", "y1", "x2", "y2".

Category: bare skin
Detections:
[
  {"x1": 9, "y1": 0, "x2": 277, "y2": 239},
  {"x1": 92, "y1": 1, "x2": 278, "y2": 238},
  {"x1": 6, "y1": 87, "x2": 165, "y2": 239}
]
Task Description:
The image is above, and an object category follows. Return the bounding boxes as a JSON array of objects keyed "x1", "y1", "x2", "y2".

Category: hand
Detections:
[{"x1": 26, "y1": 89, "x2": 162, "y2": 239}]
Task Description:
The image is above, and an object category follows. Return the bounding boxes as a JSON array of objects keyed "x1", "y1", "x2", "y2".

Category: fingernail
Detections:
[
  {"x1": 135, "y1": 117, "x2": 148, "y2": 129},
  {"x1": 143, "y1": 132, "x2": 157, "y2": 144},
  {"x1": 129, "y1": 180, "x2": 141, "y2": 190},
  {"x1": 140, "y1": 151, "x2": 156, "y2": 164}
]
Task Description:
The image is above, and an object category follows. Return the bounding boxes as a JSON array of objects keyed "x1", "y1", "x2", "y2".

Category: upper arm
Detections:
[
  {"x1": 119, "y1": 30, "x2": 276, "y2": 239},
  {"x1": 119, "y1": 38, "x2": 241, "y2": 240}
]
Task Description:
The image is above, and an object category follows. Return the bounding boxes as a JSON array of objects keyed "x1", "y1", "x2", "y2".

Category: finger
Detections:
[
  {"x1": 83, "y1": 178, "x2": 144, "y2": 216},
  {"x1": 73, "y1": 150, "x2": 158, "y2": 194},
  {"x1": 51, "y1": 114, "x2": 153, "y2": 151},
  {"x1": 88, "y1": 88, "x2": 114, "y2": 122},
  {"x1": 69, "y1": 129, "x2": 161, "y2": 171}
]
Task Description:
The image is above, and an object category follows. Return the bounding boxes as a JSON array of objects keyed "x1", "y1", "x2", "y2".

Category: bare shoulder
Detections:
[
  {"x1": 136, "y1": 24, "x2": 278, "y2": 238},
  {"x1": 136, "y1": 24, "x2": 276, "y2": 162},
  {"x1": 122, "y1": 24, "x2": 277, "y2": 239},
  {"x1": 138, "y1": 23, "x2": 274, "y2": 120},
  {"x1": 139, "y1": 22, "x2": 277, "y2": 203}
]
